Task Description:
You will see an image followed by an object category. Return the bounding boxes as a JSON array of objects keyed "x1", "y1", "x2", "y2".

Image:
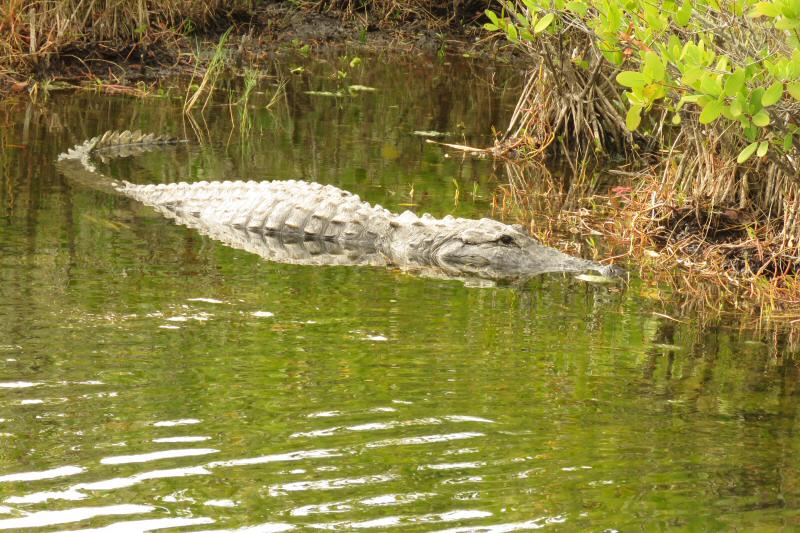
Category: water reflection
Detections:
[{"x1": 0, "y1": 51, "x2": 799, "y2": 531}]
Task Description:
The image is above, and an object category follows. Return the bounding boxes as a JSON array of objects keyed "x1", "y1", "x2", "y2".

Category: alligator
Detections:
[{"x1": 57, "y1": 130, "x2": 623, "y2": 284}]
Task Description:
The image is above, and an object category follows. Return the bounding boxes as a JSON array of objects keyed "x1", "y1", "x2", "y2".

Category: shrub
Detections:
[{"x1": 484, "y1": 0, "x2": 800, "y2": 247}]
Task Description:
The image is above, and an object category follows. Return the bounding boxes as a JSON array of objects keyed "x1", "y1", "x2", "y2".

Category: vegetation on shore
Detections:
[
  {"x1": 482, "y1": 0, "x2": 800, "y2": 309},
  {"x1": 0, "y1": 0, "x2": 490, "y2": 95},
  {"x1": 0, "y1": 0, "x2": 256, "y2": 95}
]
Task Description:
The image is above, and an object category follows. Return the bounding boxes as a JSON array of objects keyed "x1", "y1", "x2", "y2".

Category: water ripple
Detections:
[
  {"x1": 360, "y1": 492, "x2": 434, "y2": 506},
  {"x1": 365, "y1": 432, "x2": 485, "y2": 448},
  {"x1": 79, "y1": 466, "x2": 212, "y2": 490},
  {"x1": 194, "y1": 523, "x2": 295, "y2": 533},
  {"x1": 205, "y1": 499, "x2": 237, "y2": 507},
  {"x1": 207, "y1": 448, "x2": 341, "y2": 468},
  {"x1": 0, "y1": 504, "x2": 153, "y2": 530},
  {"x1": 0, "y1": 381, "x2": 41, "y2": 388},
  {"x1": 5, "y1": 488, "x2": 85, "y2": 504},
  {"x1": 268, "y1": 474, "x2": 397, "y2": 496},
  {"x1": 100, "y1": 448, "x2": 219, "y2": 465},
  {"x1": 418, "y1": 462, "x2": 486, "y2": 471},
  {"x1": 291, "y1": 492, "x2": 435, "y2": 517},
  {"x1": 59, "y1": 517, "x2": 215, "y2": 532},
  {"x1": 0, "y1": 465, "x2": 85, "y2": 483},
  {"x1": 153, "y1": 436, "x2": 211, "y2": 443},
  {"x1": 434, "y1": 515, "x2": 567, "y2": 532},
  {"x1": 307, "y1": 411, "x2": 341, "y2": 418},
  {"x1": 292, "y1": 416, "x2": 494, "y2": 439},
  {"x1": 6, "y1": 466, "x2": 212, "y2": 504},
  {"x1": 152, "y1": 419, "x2": 201, "y2": 427},
  {"x1": 309, "y1": 509, "x2": 493, "y2": 530}
]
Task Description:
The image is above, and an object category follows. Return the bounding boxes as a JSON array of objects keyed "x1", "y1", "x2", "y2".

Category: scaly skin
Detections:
[{"x1": 57, "y1": 131, "x2": 623, "y2": 283}]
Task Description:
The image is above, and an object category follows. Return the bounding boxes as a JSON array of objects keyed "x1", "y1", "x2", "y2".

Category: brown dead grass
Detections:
[
  {"x1": 298, "y1": 0, "x2": 490, "y2": 28},
  {"x1": 0, "y1": 0, "x2": 252, "y2": 92},
  {"x1": 488, "y1": 160, "x2": 800, "y2": 328}
]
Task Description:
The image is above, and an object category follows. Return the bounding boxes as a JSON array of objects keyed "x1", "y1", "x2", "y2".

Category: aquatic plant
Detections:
[{"x1": 184, "y1": 27, "x2": 233, "y2": 114}]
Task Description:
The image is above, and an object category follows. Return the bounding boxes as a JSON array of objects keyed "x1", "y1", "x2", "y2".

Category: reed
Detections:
[{"x1": 183, "y1": 27, "x2": 232, "y2": 114}]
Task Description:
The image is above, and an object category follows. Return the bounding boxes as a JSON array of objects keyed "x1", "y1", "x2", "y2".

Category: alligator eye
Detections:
[{"x1": 499, "y1": 235, "x2": 515, "y2": 245}]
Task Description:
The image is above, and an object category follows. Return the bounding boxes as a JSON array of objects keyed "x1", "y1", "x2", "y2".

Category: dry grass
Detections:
[
  {"x1": 298, "y1": 0, "x2": 490, "y2": 27},
  {"x1": 614, "y1": 170, "x2": 800, "y2": 318},
  {"x1": 490, "y1": 160, "x2": 800, "y2": 326},
  {"x1": 0, "y1": 0, "x2": 252, "y2": 90}
]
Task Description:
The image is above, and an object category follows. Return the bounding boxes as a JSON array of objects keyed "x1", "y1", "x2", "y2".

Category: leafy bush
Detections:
[{"x1": 485, "y1": 0, "x2": 799, "y2": 168}]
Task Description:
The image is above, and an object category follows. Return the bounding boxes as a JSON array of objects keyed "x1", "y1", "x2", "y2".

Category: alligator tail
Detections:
[{"x1": 57, "y1": 130, "x2": 186, "y2": 193}]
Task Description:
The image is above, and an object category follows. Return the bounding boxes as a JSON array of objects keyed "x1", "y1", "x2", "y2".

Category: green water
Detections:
[{"x1": 1, "y1": 52, "x2": 799, "y2": 532}]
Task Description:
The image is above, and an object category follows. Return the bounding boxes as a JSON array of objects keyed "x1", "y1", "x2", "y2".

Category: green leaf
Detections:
[
  {"x1": 748, "y1": 88, "x2": 765, "y2": 114},
  {"x1": 775, "y1": 18, "x2": 800, "y2": 30},
  {"x1": 506, "y1": 23, "x2": 518, "y2": 42},
  {"x1": 729, "y1": 99, "x2": 743, "y2": 117},
  {"x1": 616, "y1": 71, "x2": 647, "y2": 88},
  {"x1": 788, "y1": 82, "x2": 800, "y2": 101},
  {"x1": 722, "y1": 106, "x2": 736, "y2": 121},
  {"x1": 626, "y1": 90, "x2": 645, "y2": 106},
  {"x1": 762, "y1": 81, "x2": 784, "y2": 106},
  {"x1": 643, "y1": 51, "x2": 665, "y2": 82},
  {"x1": 699, "y1": 100, "x2": 724, "y2": 124},
  {"x1": 677, "y1": 93, "x2": 697, "y2": 111},
  {"x1": 784, "y1": 133, "x2": 794, "y2": 151},
  {"x1": 534, "y1": 12, "x2": 555, "y2": 33},
  {"x1": 752, "y1": 110, "x2": 771, "y2": 127},
  {"x1": 757, "y1": 141, "x2": 769, "y2": 157},
  {"x1": 675, "y1": 0, "x2": 692, "y2": 26},
  {"x1": 749, "y1": 1, "x2": 781, "y2": 17},
  {"x1": 724, "y1": 69, "x2": 746, "y2": 97},
  {"x1": 485, "y1": 10, "x2": 500, "y2": 25},
  {"x1": 643, "y1": 83, "x2": 667, "y2": 102},
  {"x1": 672, "y1": 113, "x2": 682, "y2": 125},
  {"x1": 626, "y1": 105, "x2": 643, "y2": 131},
  {"x1": 483, "y1": 23, "x2": 499, "y2": 31},
  {"x1": 565, "y1": 1, "x2": 589, "y2": 15},
  {"x1": 737, "y1": 142, "x2": 759, "y2": 163},
  {"x1": 790, "y1": 51, "x2": 800, "y2": 77},
  {"x1": 678, "y1": 94, "x2": 703, "y2": 105},
  {"x1": 700, "y1": 74, "x2": 723, "y2": 97},
  {"x1": 681, "y1": 66, "x2": 704, "y2": 86}
]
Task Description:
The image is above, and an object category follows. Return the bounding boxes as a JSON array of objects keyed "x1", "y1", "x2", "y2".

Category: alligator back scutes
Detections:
[
  {"x1": 147, "y1": 202, "x2": 389, "y2": 269},
  {"x1": 119, "y1": 179, "x2": 396, "y2": 243}
]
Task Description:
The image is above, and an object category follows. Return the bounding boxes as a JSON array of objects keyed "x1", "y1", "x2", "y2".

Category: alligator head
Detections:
[{"x1": 429, "y1": 218, "x2": 622, "y2": 281}]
